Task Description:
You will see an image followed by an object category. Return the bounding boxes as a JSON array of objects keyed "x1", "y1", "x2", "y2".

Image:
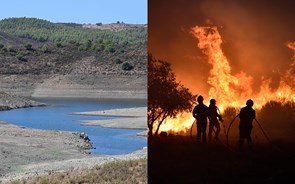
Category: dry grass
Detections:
[{"x1": 11, "y1": 159, "x2": 147, "y2": 184}]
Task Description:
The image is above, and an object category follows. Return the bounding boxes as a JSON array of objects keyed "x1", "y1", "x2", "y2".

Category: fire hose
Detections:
[
  {"x1": 226, "y1": 114, "x2": 282, "y2": 152},
  {"x1": 190, "y1": 120, "x2": 196, "y2": 139},
  {"x1": 190, "y1": 114, "x2": 285, "y2": 154},
  {"x1": 226, "y1": 114, "x2": 239, "y2": 146}
]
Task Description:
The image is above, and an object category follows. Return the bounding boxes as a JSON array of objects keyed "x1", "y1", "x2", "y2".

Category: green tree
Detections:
[{"x1": 148, "y1": 54, "x2": 197, "y2": 137}]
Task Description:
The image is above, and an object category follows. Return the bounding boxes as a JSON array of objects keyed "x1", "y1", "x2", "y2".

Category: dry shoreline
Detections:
[
  {"x1": 0, "y1": 121, "x2": 147, "y2": 183},
  {"x1": 0, "y1": 104, "x2": 147, "y2": 183},
  {"x1": 72, "y1": 107, "x2": 147, "y2": 130}
]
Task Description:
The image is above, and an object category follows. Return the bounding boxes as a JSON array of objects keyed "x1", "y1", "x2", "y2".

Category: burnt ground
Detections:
[{"x1": 148, "y1": 136, "x2": 295, "y2": 184}]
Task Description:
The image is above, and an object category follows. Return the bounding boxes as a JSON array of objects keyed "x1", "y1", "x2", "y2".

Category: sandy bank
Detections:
[
  {"x1": 72, "y1": 107, "x2": 147, "y2": 130},
  {"x1": 72, "y1": 107, "x2": 147, "y2": 117},
  {"x1": 0, "y1": 122, "x2": 147, "y2": 183}
]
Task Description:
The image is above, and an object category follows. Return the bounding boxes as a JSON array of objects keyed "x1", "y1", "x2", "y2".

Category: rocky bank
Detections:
[{"x1": 0, "y1": 91, "x2": 45, "y2": 111}]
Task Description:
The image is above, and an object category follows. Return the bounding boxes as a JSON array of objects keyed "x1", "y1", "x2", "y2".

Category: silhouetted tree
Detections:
[{"x1": 148, "y1": 54, "x2": 196, "y2": 137}]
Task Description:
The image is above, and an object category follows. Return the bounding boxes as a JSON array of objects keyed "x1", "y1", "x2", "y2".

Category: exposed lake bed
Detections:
[{"x1": 0, "y1": 97, "x2": 147, "y2": 183}]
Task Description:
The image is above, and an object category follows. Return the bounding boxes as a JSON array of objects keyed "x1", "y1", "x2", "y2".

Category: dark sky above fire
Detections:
[{"x1": 148, "y1": 0, "x2": 295, "y2": 98}]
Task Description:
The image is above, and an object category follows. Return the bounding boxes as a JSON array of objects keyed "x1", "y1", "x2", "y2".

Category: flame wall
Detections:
[{"x1": 149, "y1": 0, "x2": 295, "y2": 135}]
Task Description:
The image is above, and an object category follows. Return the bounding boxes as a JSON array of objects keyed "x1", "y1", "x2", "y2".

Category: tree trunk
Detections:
[{"x1": 155, "y1": 112, "x2": 168, "y2": 136}]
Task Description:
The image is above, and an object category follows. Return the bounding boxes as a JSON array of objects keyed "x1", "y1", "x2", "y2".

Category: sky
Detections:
[
  {"x1": 0, "y1": 0, "x2": 147, "y2": 24},
  {"x1": 149, "y1": 0, "x2": 295, "y2": 98}
]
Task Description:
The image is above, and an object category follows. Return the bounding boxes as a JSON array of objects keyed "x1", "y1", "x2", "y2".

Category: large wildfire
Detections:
[{"x1": 157, "y1": 25, "x2": 295, "y2": 135}]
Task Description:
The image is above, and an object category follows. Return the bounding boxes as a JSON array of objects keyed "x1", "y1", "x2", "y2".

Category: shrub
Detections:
[
  {"x1": 24, "y1": 43, "x2": 33, "y2": 50},
  {"x1": 105, "y1": 44, "x2": 115, "y2": 53},
  {"x1": 122, "y1": 41, "x2": 128, "y2": 46},
  {"x1": 122, "y1": 62, "x2": 133, "y2": 71},
  {"x1": 8, "y1": 47, "x2": 16, "y2": 52},
  {"x1": 56, "y1": 42, "x2": 62, "y2": 47},
  {"x1": 85, "y1": 39, "x2": 92, "y2": 49},
  {"x1": 1, "y1": 47, "x2": 8, "y2": 52},
  {"x1": 41, "y1": 44, "x2": 49, "y2": 53},
  {"x1": 95, "y1": 44, "x2": 105, "y2": 52},
  {"x1": 115, "y1": 58, "x2": 123, "y2": 64},
  {"x1": 16, "y1": 53, "x2": 27, "y2": 61}
]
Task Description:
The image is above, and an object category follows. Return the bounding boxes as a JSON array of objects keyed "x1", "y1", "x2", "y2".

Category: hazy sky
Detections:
[
  {"x1": 0, "y1": 0, "x2": 147, "y2": 24},
  {"x1": 149, "y1": 0, "x2": 295, "y2": 96}
]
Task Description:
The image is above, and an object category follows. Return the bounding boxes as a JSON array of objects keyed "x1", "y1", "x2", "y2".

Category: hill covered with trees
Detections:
[
  {"x1": 0, "y1": 17, "x2": 146, "y2": 45},
  {"x1": 0, "y1": 17, "x2": 147, "y2": 99}
]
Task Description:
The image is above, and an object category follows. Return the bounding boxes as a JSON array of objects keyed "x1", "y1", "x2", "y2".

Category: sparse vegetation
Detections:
[
  {"x1": 0, "y1": 17, "x2": 147, "y2": 76},
  {"x1": 0, "y1": 17, "x2": 147, "y2": 101},
  {"x1": 11, "y1": 159, "x2": 147, "y2": 184}
]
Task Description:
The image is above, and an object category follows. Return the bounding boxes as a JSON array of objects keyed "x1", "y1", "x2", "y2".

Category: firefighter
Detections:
[
  {"x1": 208, "y1": 99, "x2": 224, "y2": 141},
  {"x1": 192, "y1": 95, "x2": 209, "y2": 143},
  {"x1": 238, "y1": 99, "x2": 256, "y2": 149}
]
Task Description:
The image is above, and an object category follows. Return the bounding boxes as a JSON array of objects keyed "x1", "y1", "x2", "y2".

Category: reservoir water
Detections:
[{"x1": 0, "y1": 98, "x2": 147, "y2": 155}]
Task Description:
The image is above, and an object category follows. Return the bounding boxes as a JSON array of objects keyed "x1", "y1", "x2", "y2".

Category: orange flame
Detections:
[{"x1": 157, "y1": 25, "x2": 295, "y2": 135}]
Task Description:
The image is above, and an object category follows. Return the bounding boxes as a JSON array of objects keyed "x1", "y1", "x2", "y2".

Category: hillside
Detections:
[{"x1": 0, "y1": 18, "x2": 147, "y2": 99}]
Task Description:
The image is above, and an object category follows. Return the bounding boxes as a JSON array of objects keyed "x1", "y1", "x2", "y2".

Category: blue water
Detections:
[{"x1": 0, "y1": 98, "x2": 147, "y2": 155}]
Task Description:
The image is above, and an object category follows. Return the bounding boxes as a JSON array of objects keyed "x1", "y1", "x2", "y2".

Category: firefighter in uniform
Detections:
[
  {"x1": 208, "y1": 99, "x2": 224, "y2": 141},
  {"x1": 238, "y1": 99, "x2": 256, "y2": 149},
  {"x1": 192, "y1": 95, "x2": 209, "y2": 143}
]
